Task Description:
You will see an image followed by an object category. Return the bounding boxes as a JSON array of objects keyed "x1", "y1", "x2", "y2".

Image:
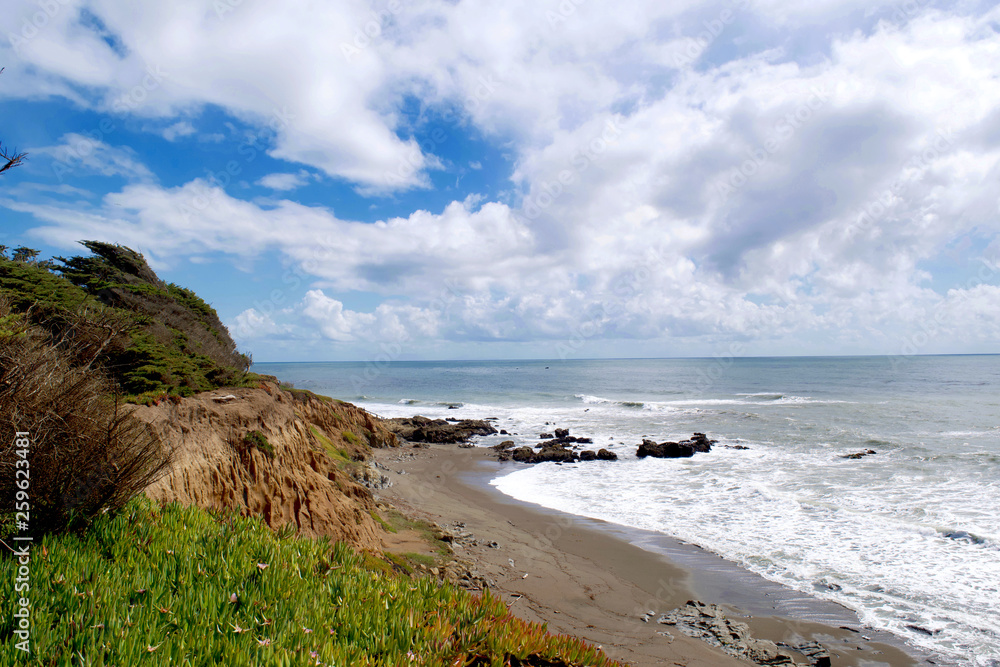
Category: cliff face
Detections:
[{"x1": 139, "y1": 382, "x2": 398, "y2": 550}]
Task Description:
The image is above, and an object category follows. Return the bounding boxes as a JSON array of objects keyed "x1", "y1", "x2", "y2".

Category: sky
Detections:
[{"x1": 1, "y1": 0, "x2": 999, "y2": 362}]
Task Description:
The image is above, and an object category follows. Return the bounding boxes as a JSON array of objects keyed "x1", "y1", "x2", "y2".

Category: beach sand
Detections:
[{"x1": 373, "y1": 443, "x2": 923, "y2": 667}]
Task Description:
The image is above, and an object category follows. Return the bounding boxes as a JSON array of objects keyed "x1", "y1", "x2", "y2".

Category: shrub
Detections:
[
  {"x1": 243, "y1": 430, "x2": 275, "y2": 458},
  {"x1": 0, "y1": 298, "x2": 174, "y2": 535}
]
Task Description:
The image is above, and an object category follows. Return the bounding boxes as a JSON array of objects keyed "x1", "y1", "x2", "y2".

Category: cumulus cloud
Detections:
[
  {"x1": 1, "y1": 0, "x2": 436, "y2": 191},
  {"x1": 3, "y1": 0, "x2": 1000, "y2": 356}
]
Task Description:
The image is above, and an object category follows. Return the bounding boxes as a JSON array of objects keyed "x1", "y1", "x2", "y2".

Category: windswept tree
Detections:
[{"x1": 0, "y1": 68, "x2": 27, "y2": 175}]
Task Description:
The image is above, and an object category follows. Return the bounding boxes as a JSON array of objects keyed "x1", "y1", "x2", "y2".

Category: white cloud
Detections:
[
  {"x1": 257, "y1": 172, "x2": 309, "y2": 191},
  {"x1": 161, "y1": 121, "x2": 196, "y2": 142},
  {"x1": 1, "y1": 0, "x2": 436, "y2": 191},
  {"x1": 4, "y1": 1, "x2": 1000, "y2": 356},
  {"x1": 35, "y1": 133, "x2": 154, "y2": 182}
]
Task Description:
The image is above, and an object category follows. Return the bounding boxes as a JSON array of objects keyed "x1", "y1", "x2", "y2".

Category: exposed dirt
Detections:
[{"x1": 139, "y1": 382, "x2": 399, "y2": 549}]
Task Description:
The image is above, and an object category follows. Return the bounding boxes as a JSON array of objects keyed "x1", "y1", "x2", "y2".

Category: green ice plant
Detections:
[{"x1": 0, "y1": 498, "x2": 623, "y2": 666}]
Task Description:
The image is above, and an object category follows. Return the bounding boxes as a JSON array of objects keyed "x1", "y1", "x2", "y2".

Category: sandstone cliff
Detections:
[{"x1": 139, "y1": 381, "x2": 398, "y2": 550}]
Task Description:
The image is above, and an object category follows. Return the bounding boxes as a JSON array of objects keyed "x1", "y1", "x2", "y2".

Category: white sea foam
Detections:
[{"x1": 486, "y1": 406, "x2": 1000, "y2": 666}]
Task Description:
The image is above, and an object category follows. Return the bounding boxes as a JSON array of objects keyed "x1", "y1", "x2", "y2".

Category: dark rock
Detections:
[
  {"x1": 841, "y1": 449, "x2": 877, "y2": 459},
  {"x1": 385, "y1": 416, "x2": 498, "y2": 444},
  {"x1": 637, "y1": 433, "x2": 716, "y2": 459},
  {"x1": 499, "y1": 429, "x2": 508, "y2": 435},
  {"x1": 533, "y1": 446, "x2": 577, "y2": 463},
  {"x1": 905, "y1": 624, "x2": 936, "y2": 636},
  {"x1": 492, "y1": 440, "x2": 516, "y2": 451},
  {"x1": 579, "y1": 450, "x2": 597, "y2": 461},
  {"x1": 447, "y1": 405, "x2": 459, "y2": 409},
  {"x1": 688, "y1": 432, "x2": 715, "y2": 452},
  {"x1": 554, "y1": 428, "x2": 569, "y2": 439},
  {"x1": 725, "y1": 444, "x2": 750, "y2": 450},
  {"x1": 539, "y1": 433, "x2": 554, "y2": 439},
  {"x1": 511, "y1": 446, "x2": 536, "y2": 462},
  {"x1": 504, "y1": 442, "x2": 579, "y2": 464},
  {"x1": 638, "y1": 440, "x2": 695, "y2": 458},
  {"x1": 596, "y1": 448, "x2": 618, "y2": 461},
  {"x1": 575, "y1": 437, "x2": 593, "y2": 444}
]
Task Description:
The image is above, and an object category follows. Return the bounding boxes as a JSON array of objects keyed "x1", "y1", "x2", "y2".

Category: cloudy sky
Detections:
[{"x1": 1, "y1": 0, "x2": 999, "y2": 361}]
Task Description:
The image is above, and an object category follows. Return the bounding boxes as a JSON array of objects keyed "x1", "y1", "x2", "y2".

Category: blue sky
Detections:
[{"x1": 2, "y1": 0, "x2": 999, "y2": 362}]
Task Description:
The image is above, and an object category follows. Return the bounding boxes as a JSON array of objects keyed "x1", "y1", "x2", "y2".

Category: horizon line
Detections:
[{"x1": 251, "y1": 352, "x2": 1000, "y2": 365}]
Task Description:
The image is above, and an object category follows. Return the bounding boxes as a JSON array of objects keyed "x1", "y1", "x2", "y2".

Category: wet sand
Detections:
[{"x1": 373, "y1": 443, "x2": 925, "y2": 667}]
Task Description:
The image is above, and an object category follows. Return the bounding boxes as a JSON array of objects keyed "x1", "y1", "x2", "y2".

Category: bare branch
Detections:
[{"x1": 0, "y1": 68, "x2": 28, "y2": 175}]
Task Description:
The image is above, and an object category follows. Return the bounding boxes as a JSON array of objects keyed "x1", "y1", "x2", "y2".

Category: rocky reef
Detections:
[
  {"x1": 384, "y1": 416, "x2": 498, "y2": 443},
  {"x1": 651, "y1": 601, "x2": 832, "y2": 666}
]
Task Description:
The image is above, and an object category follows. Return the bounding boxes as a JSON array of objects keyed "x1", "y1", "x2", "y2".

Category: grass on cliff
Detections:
[{"x1": 0, "y1": 497, "x2": 621, "y2": 667}]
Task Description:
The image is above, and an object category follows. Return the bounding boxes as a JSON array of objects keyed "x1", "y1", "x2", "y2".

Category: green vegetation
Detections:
[
  {"x1": 309, "y1": 427, "x2": 352, "y2": 465},
  {"x1": 0, "y1": 300, "x2": 173, "y2": 535},
  {"x1": 370, "y1": 510, "x2": 396, "y2": 534},
  {"x1": 383, "y1": 510, "x2": 452, "y2": 559},
  {"x1": 402, "y1": 552, "x2": 438, "y2": 568},
  {"x1": 342, "y1": 430, "x2": 361, "y2": 446},
  {"x1": 0, "y1": 241, "x2": 257, "y2": 399},
  {"x1": 0, "y1": 498, "x2": 621, "y2": 666},
  {"x1": 243, "y1": 430, "x2": 276, "y2": 458}
]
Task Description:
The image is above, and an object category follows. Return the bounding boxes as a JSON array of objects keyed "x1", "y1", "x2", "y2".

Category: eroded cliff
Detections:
[{"x1": 139, "y1": 381, "x2": 398, "y2": 550}]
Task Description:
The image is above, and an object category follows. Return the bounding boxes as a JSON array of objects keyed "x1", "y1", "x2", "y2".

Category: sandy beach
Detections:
[{"x1": 373, "y1": 443, "x2": 924, "y2": 667}]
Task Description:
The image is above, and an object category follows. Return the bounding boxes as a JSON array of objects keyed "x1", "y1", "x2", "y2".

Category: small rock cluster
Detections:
[
  {"x1": 651, "y1": 601, "x2": 831, "y2": 666},
  {"x1": 351, "y1": 461, "x2": 392, "y2": 490},
  {"x1": 422, "y1": 521, "x2": 497, "y2": 589},
  {"x1": 493, "y1": 428, "x2": 618, "y2": 464},
  {"x1": 841, "y1": 449, "x2": 876, "y2": 459}
]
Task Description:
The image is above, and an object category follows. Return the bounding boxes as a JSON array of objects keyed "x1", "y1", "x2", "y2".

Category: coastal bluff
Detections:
[{"x1": 139, "y1": 381, "x2": 399, "y2": 550}]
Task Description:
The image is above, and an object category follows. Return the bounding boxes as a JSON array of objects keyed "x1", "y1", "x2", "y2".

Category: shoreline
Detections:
[{"x1": 373, "y1": 443, "x2": 927, "y2": 667}]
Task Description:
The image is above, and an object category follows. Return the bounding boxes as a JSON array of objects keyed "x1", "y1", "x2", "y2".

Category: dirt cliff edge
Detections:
[{"x1": 139, "y1": 382, "x2": 398, "y2": 550}]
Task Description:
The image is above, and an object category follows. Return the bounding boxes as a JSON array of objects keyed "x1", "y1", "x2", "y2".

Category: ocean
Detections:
[{"x1": 255, "y1": 356, "x2": 1000, "y2": 666}]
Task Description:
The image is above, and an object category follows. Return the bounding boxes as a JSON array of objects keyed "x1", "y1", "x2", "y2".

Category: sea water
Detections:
[{"x1": 256, "y1": 356, "x2": 1000, "y2": 665}]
